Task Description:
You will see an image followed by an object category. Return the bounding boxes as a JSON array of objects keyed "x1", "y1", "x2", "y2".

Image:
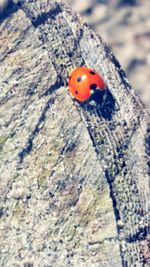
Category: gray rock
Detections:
[{"x1": 0, "y1": 1, "x2": 149, "y2": 266}]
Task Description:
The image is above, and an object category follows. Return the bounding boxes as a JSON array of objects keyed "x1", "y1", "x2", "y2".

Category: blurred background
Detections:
[{"x1": 66, "y1": 0, "x2": 150, "y2": 111}]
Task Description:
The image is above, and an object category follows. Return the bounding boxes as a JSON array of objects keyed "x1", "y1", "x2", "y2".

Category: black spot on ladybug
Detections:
[
  {"x1": 90, "y1": 83, "x2": 97, "y2": 90},
  {"x1": 75, "y1": 90, "x2": 78, "y2": 94},
  {"x1": 89, "y1": 71, "x2": 95, "y2": 75},
  {"x1": 69, "y1": 76, "x2": 72, "y2": 80},
  {"x1": 77, "y1": 77, "x2": 82, "y2": 82}
]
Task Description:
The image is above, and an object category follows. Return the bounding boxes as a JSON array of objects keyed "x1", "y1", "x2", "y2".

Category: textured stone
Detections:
[{"x1": 0, "y1": 1, "x2": 149, "y2": 266}]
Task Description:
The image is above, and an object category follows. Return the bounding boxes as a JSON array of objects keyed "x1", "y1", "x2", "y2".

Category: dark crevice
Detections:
[
  {"x1": 18, "y1": 79, "x2": 62, "y2": 163},
  {"x1": 42, "y1": 78, "x2": 63, "y2": 96},
  {"x1": 31, "y1": 5, "x2": 62, "y2": 27},
  {"x1": 125, "y1": 226, "x2": 149, "y2": 243},
  {"x1": 145, "y1": 124, "x2": 150, "y2": 175},
  {"x1": 105, "y1": 169, "x2": 120, "y2": 221},
  {"x1": 0, "y1": 1, "x2": 18, "y2": 23},
  {"x1": 88, "y1": 236, "x2": 118, "y2": 246},
  {"x1": 17, "y1": 2, "x2": 62, "y2": 27},
  {"x1": 60, "y1": 138, "x2": 77, "y2": 157},
  {"x1": 18, "y1": 96, "x2": 55, "y2": 163}
]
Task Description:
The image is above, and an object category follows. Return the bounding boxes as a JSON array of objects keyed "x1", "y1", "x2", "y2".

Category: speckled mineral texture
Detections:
[{"x1": 0, "y1": 1, "x2": 150, "y2": 267}]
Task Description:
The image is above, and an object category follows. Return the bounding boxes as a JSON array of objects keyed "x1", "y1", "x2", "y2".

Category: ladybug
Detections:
[{"x1": 67, "y1": 67, "x2": 106, "y2": 102}]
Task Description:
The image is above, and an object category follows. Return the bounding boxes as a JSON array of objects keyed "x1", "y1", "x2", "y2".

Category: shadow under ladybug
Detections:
[{"x1": 81, "y1": 88, "x2": 116, "y2": 121}]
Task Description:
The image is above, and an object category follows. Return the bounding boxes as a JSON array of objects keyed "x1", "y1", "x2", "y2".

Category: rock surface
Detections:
[{"x1": 0, "y1": 1, "x2": 150, "y2": 266}]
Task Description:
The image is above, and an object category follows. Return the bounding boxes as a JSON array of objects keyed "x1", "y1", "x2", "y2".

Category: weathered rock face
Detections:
[{"x1": 0, "y1": 1, "x2": 149, "y2": 267}]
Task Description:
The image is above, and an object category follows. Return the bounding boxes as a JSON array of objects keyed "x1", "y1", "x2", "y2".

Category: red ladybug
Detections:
[{"x1": 67, "y1": 67, "x2": 106, "y2": 102}]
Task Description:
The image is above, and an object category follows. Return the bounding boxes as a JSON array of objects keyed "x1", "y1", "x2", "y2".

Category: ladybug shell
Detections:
[{"x1": 68, "y1": 67, "x2": 106, "y2": 102}]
